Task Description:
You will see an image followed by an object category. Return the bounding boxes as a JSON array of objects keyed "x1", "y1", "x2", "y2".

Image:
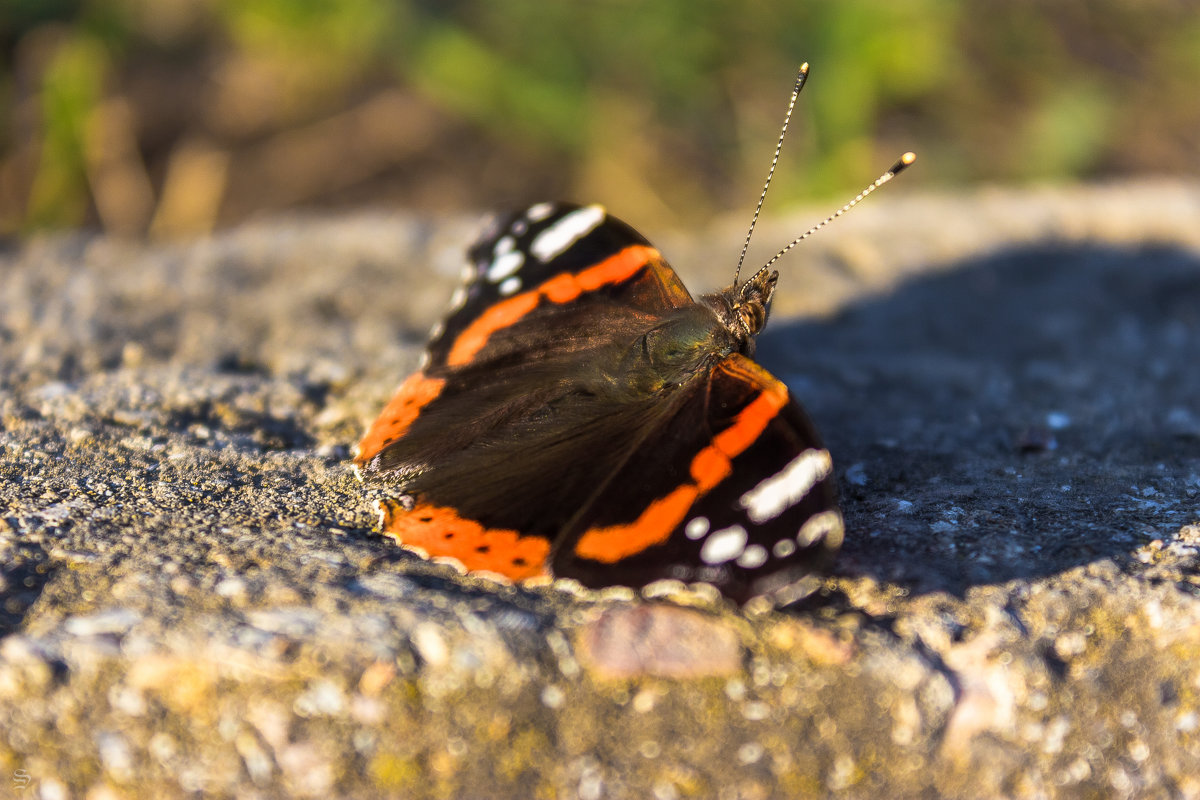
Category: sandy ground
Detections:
[{"x1": 2, "y1": 181, "x2": 1199, "y2": 798}]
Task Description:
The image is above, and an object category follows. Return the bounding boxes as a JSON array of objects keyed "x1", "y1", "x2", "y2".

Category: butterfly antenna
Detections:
[
  {"x1": 754, "y1": 151, "x2": 916, "y2": 275},
  {"x1": 733, "y1": 63, "x2": 810, "y2": 287}
]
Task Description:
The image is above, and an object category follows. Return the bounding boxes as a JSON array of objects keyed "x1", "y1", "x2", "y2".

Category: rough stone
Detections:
[{"x1": 1, "y1": 183, "x2": 1199, "y2": 798}]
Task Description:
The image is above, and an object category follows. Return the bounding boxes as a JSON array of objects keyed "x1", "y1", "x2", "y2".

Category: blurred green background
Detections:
[{"x1": 2, "y1": 0, "x2": 1198, "y2": 237}]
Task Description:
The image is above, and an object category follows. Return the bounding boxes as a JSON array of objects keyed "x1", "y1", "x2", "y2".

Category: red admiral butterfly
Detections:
[{"x1": 355, "y1": 65, "x2": 914, "y2": 605}]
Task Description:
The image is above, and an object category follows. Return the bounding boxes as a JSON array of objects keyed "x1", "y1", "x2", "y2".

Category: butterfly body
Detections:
[{"x1": 356, "y1": 203, "x2": 843, "y2": 605}]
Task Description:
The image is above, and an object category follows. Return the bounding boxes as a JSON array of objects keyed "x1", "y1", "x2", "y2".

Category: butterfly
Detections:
[{"x1": 354, "y1": 66, "x2": 914, "y2": 606}]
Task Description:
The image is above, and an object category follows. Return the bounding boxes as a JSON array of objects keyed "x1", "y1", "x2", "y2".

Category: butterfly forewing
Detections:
[
  {"x1": 424, "y1": 203, "x2": 694, "y2": 372},
  {"x1": 356, "y1": 203, "x2": 692, "y2": 472}
]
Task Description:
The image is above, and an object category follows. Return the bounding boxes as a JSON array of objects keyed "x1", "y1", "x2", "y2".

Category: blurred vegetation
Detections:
[{"x1": 1, "y1": 0, "x2": 1198, "y2": 236}]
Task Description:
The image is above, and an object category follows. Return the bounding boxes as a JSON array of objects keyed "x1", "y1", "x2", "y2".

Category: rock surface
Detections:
[{"x1": 2, "y1": 182, "x2": 1199, "y2": 798}]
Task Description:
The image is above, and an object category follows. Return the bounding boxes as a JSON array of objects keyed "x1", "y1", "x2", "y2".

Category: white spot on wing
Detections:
[
  {"x1": 494, "y1": 235, "x2": 516, "y2": 254},
  {"x1": 739, "y1": 449, "x2": 833, "y2": 524},
  {"x1": 796, "y1": 510, "x2": 844, "y2": 548},
  {"x1": 700, "y1": 525, "x2": 747, "y2": 565},
  {"x1": 685, "y1": 517, "x2": 709, "y2": 540},
  {"x1": 487, "y1": 250, "x2": 525, "y2": 282},
  {"x1": 448, "y1": 286, "x2": 468, "y2": 310},
  {"x1": 530, "y1": 205, "x2": 605, "y2": 262},
  {"x1": 498, "y1": 276, "x2": 522, "y2": 296},
  {"x1": 736, "y1": 544, "x2": 768, "y2": 569},
  {"x1": 772, "y1": 539, "x2": 796, "y2": 558},
  {"x1": 526, "y1": 202, "x2": 555, "y2": 221}
]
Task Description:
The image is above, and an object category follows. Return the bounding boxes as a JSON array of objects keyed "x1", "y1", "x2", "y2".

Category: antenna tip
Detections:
[
  {"x1": 888, "y1": 151, "x2": 917, "y2": 176},
  {"x1": 793, "y1": 63, "x2": 810, "y2": 90}
]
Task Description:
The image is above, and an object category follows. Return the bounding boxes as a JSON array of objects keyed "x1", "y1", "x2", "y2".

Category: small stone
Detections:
[
  {"x1": 64, "y1": 609, "x2": 142, "y2": 637},
  {"x1": 411, "y1": 623, "x2": 449, "y2": 667},
  {"x1": 576, "y1": 605, "x2": 742, "y2": 679}
]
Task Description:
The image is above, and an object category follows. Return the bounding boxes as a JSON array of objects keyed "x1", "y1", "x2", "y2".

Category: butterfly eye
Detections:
[{"x1": 738, "y1": 301, "x2": 768, "y2": 337}]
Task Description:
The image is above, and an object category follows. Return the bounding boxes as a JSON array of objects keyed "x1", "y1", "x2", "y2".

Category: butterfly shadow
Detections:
[{"x1": 757, "y1": 241, "x2": 1200, "y2": 597}]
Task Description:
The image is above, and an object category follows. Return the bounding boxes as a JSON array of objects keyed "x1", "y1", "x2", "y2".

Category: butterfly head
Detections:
[
  {"x1": 733, "y1": 266, "x2": 778, "y2": 339},
  {"x1": 700, "y1": 266, "x2": 778, "y2": 358}
]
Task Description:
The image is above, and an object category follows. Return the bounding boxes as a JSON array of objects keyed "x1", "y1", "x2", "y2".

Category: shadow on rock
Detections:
[
  {"x1": 0, "y1": 559, "x2": 57, "y2": 638},
  {"x1": 758, "y1": 242, "x2": 1200, "y2": 595}
]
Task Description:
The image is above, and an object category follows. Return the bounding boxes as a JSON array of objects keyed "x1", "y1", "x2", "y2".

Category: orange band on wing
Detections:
[
  {"x1": 447, "y1": 244, "x2": 660, "y2": 367},
  {"x1": 700, "y1": 368, "x2": 788, "y2": 490},
  {"x1": 573, "y1": 356, "x2": 789, "y2": 563},
  {"x1": 356, "y1": 372, "x2": 446, "y2": 464},
  {"x1": 380, "y1": 499, "x2": 551, "y2": 581}
]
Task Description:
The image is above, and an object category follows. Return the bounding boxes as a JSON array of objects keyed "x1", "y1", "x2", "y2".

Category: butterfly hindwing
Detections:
[{"x1": 552, "y1": 354, "x2": 842, "y2": 605}]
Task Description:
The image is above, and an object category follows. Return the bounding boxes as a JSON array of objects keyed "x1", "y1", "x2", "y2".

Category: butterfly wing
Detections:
[
  {"x1": 552, "y1": 354, "x2": 842, "y2": 605},
  {"x1": 357, "y1": 202, "x2": 695, "y2": 470},
  {"x1": 426, "y1": 202, "x2": 694, "y2": 372},
  {"x1": 355, "y1": 203, "x2": 699, "y2": 579}
]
